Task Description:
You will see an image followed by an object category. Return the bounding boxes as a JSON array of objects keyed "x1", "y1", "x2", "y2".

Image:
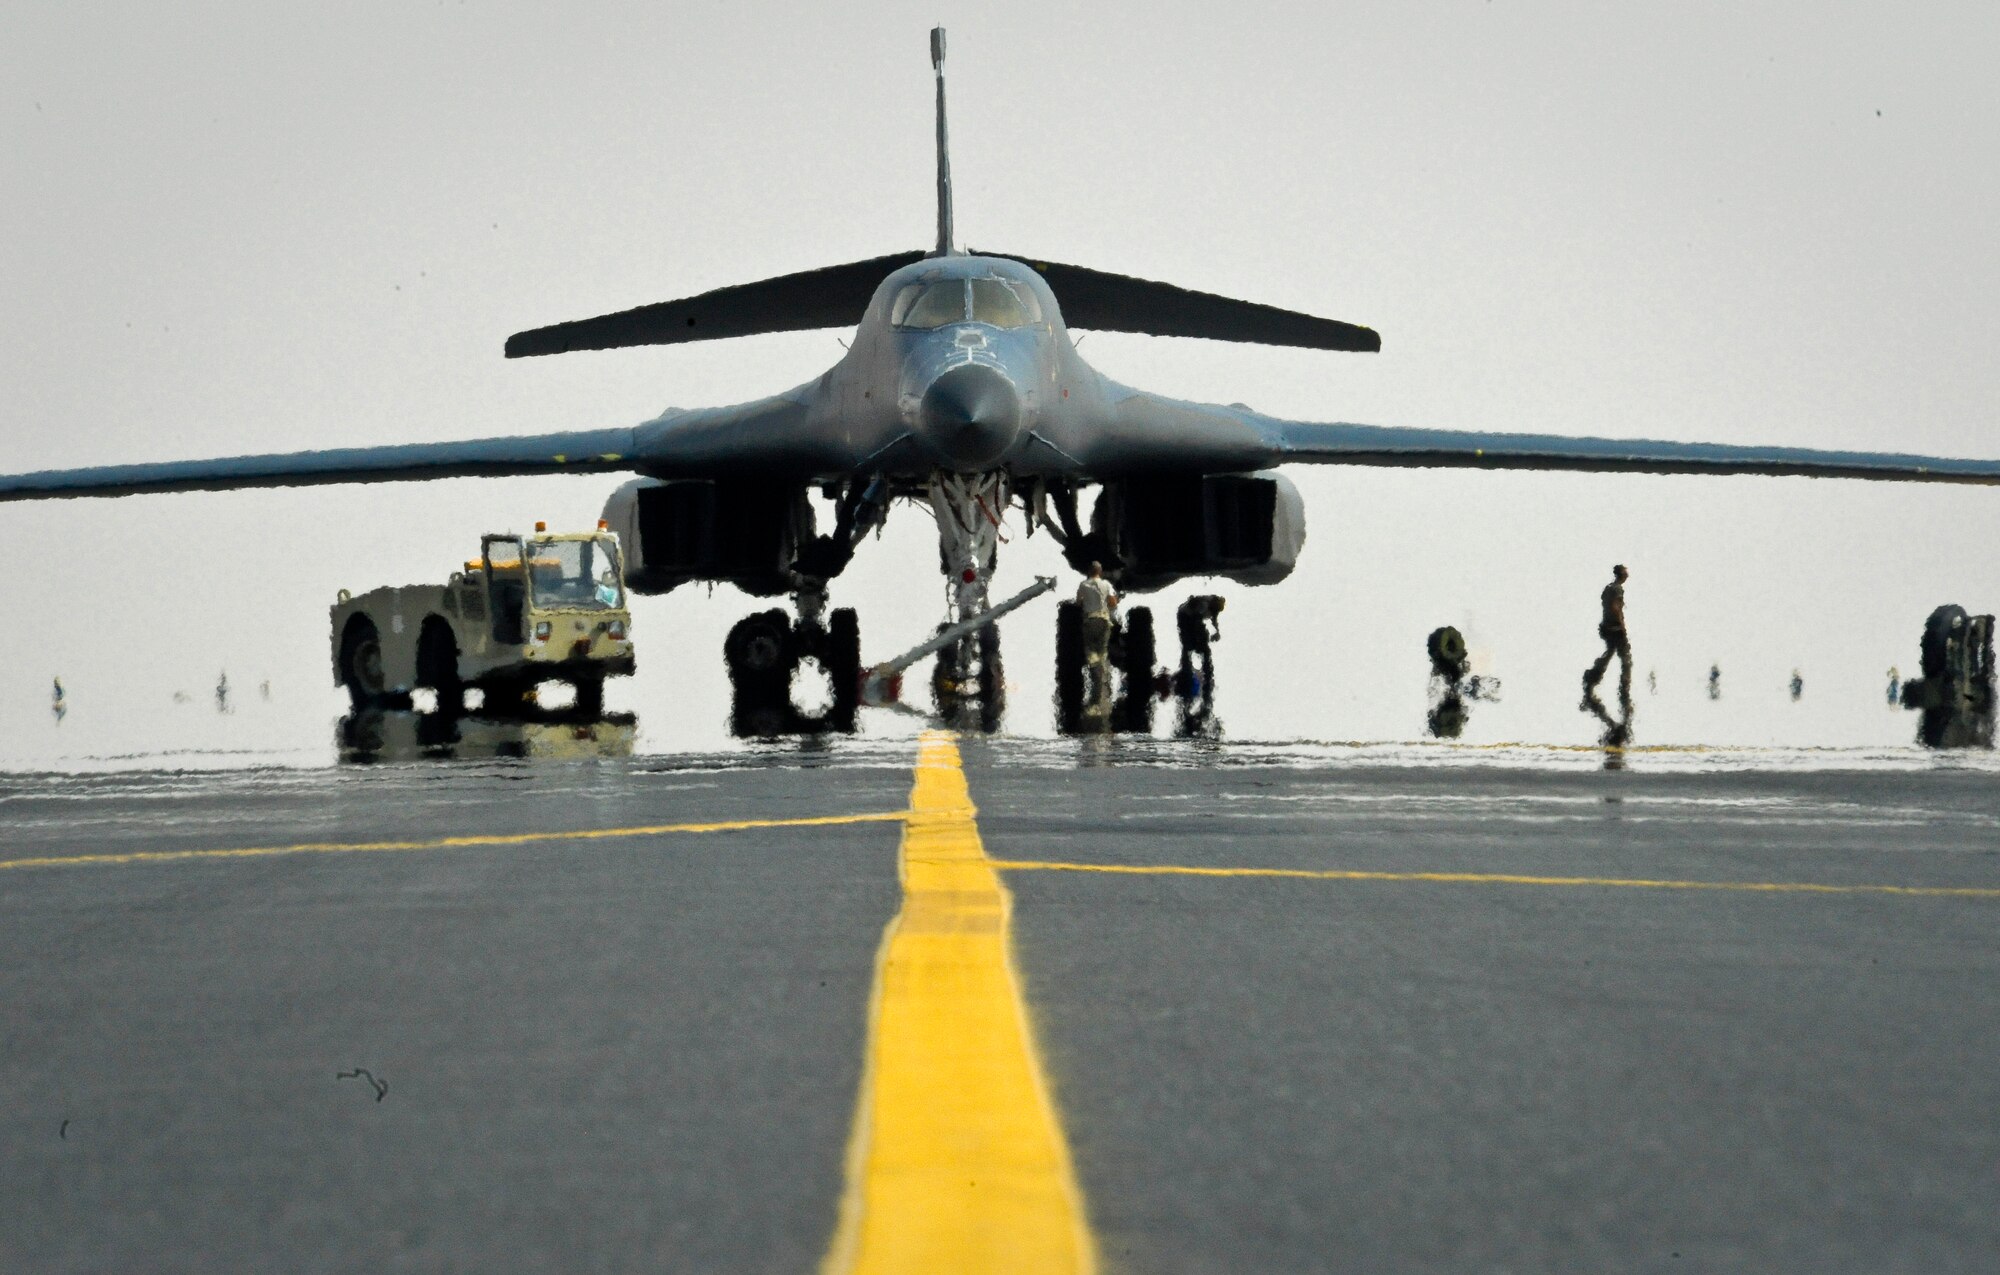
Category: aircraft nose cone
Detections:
[{"x1": 919, "y1": 362, "x2": 1023, "y2": 469}]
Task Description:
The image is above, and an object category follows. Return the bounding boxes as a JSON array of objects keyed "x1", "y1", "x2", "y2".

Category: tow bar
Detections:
[{"x1": 861, "y1": 576, "x2": 1057, "y2": 705}]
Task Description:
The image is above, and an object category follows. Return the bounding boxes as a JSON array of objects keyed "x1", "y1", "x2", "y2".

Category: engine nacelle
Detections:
[
  {"x1": 1090, "y1": 471, "x2": 1304, "y2": 593},
  {"x1": 602, "y1": 478, "x2": 815, "y2": 597}
]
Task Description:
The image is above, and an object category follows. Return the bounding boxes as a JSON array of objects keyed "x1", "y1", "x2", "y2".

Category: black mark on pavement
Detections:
[{"x1": 338, "y1": 1068, "x2": 388, "y2": 1102}]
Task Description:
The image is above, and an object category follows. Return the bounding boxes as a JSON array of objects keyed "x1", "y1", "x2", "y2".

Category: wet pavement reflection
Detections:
[
  {"x1": 19, "y1": 585, "x2": 2000, "y2": 774},
  {"x1": 334, "y1": 591, "x2": 2000, "y2": 766},
  {"x1": 338, "y1": 710, "x2": 636, "y2": 763}
]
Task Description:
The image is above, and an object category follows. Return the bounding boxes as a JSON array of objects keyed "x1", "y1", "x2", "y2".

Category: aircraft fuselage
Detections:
[
  {"x1": 726, "y1": 253, "x2": 1275, "y2": 486},
  {"x1": 817, "y1": 254, "x2": 1084, "y2": 477}
]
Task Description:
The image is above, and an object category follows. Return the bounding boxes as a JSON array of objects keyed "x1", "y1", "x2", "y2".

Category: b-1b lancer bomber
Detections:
[{"x1": 6, "y1": 29, "x2": 1999, "y2": 723}]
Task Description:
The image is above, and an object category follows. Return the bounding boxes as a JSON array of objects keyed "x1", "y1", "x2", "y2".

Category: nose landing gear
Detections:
[
  {"x1": 924, "y1": 471, "x2": 1013, "y2": 732},
  {"x1": 932, "y1": 617, "x2": 1005, "y2": 732}
]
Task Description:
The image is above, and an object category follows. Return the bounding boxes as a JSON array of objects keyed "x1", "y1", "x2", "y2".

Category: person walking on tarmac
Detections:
[
  {"x1": 1076, "y1": 561, "x2": 1119, "y2": 707},
  {"x1": 1582, "y1": 564, "x2": 1632, "y2": 708}
]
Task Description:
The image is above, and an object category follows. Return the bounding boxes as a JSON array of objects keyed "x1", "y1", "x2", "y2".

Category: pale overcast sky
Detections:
[{"x1": 2, "y1": 2, "x2": 1996, "y2": 762}]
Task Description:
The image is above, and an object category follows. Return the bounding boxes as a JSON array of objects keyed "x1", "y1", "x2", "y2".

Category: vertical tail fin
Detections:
[{"x1": 931, "y1": 26, "x2": 954, "y2": 256}]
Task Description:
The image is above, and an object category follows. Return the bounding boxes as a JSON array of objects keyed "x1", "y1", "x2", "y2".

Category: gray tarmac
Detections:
[{"x1": 3, "y1": 742, "x2": 1999, "y2": 1272}]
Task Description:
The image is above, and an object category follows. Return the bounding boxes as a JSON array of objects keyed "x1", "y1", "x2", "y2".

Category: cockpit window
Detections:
[
  {"x1": 891, "y1": 276, "x2": 1043, "y2": 329},
  {"x1": 970, "y1": 278, "x2": 1041, "y2": 327},
  {"x1": 891, "y1": 280, "x2": 968, "y2": 329}
]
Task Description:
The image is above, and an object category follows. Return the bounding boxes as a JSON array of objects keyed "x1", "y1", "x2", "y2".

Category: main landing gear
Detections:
[
  {"x1": 1054, "y1": 600, "x2": 1155, "y2": 735},
  {"x1": 1901, "y1": 604, "x2": 1996, "y2": 749},
  {"x1": 719, "y1": 476, "x2": 891, "y2": 739},
  {"x1": 724, "y1": 597, "x2": 862, "y2": 737}
]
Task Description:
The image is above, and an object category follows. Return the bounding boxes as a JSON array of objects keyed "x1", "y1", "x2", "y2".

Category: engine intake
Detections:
[
  {"x1": 1089, "y1": 471, "x2": 1304, "y2": 593},
  {"x1": 602, "y1": 478, "x2": 814, "y2": 597}
]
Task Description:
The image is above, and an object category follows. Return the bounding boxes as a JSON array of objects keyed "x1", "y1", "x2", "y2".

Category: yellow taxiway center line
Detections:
[
  {"x1": 0, "y1": 811, "x2": 911, "y2": 873},
  {"x1": 823, "y1": 732, "x2": 1096, "y2": 1275},
  {"x1": 985, "y1": 859, "x2": 2000, "y2": 898}
]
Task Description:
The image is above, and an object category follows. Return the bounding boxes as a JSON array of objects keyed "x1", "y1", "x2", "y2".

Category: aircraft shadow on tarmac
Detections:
[{"x1": 337, "y1": 709, "x2": 636, "y2": 763}]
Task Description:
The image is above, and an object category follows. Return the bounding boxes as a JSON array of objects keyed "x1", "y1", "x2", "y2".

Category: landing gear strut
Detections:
[
  {"x1": 721, "y1": 477, "x2": 887, "y2": 738},
  {"x1": 925, "y1": 471, "x2": 1011, "y2": 731}
]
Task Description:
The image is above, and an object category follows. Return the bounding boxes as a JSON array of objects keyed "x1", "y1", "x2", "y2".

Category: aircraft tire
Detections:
[
  {"x1": 1115, "y1": 607, "x2": 1155, "y2": 733},
  {"x1": 726, "y1": 610, "x2": 793, "y2": 679},
  {"x1": 726, "y1": 610, "x2": 796, "y2": 735},
  {"x1": 1428, "y1": 625, "x2": 1467, "y2": 677},
  {"x1": 978, "y1": 621, "x2": 1004, "y2": 731},
  {"x1": 1055, "y1": 601, "x2": 1084, "y2": 733},
  {"x1": 1922, "y1": 605, "x2": 1967, "y2": 681},
  {"x1": 931, "y1": 623, "x2": 964, "y2": 712},
  {"x1": 827, "y1": 607, "x2": 861, "y2": 728}
]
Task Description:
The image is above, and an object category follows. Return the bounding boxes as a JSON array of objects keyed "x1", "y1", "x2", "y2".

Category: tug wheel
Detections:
[
  {"x1": 341, "y1": 617, "x2": 391, "y2": 711},
  {"x1": 417, "y1": 617, "x2": 463, "y2": 714}
]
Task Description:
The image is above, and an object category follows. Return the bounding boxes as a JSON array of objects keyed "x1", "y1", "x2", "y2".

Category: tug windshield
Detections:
[{"x1": 526, "y1": 537, "x2": 623, "y2": 610}]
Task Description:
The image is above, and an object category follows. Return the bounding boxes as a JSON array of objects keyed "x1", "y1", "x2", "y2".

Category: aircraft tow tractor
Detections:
[{"x1": 332, "y1": 522, "x2": 634, "y2": 715}]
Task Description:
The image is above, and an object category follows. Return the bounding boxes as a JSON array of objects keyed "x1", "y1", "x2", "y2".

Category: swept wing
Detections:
[
  {"x1": 504, "y1": 253, "x2": 1379, "y2": 359},
  {"x1": 0, "y1": 429, "x2": 637, "y2": 502},
  {"x1": 0, "y1": 394, "x2": 837, "y2": 503},
  {"x1": 1267, "y1": 416, "x2": 2000, "y2": 484},
  {"x1": 1095, "y1": 390, "x2": 2000, "y2": 485}
]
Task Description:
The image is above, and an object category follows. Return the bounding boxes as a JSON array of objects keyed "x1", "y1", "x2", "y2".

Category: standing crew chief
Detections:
[{"x1": 1076, "y1": 561, "x2": 1119, "y2": 705}]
